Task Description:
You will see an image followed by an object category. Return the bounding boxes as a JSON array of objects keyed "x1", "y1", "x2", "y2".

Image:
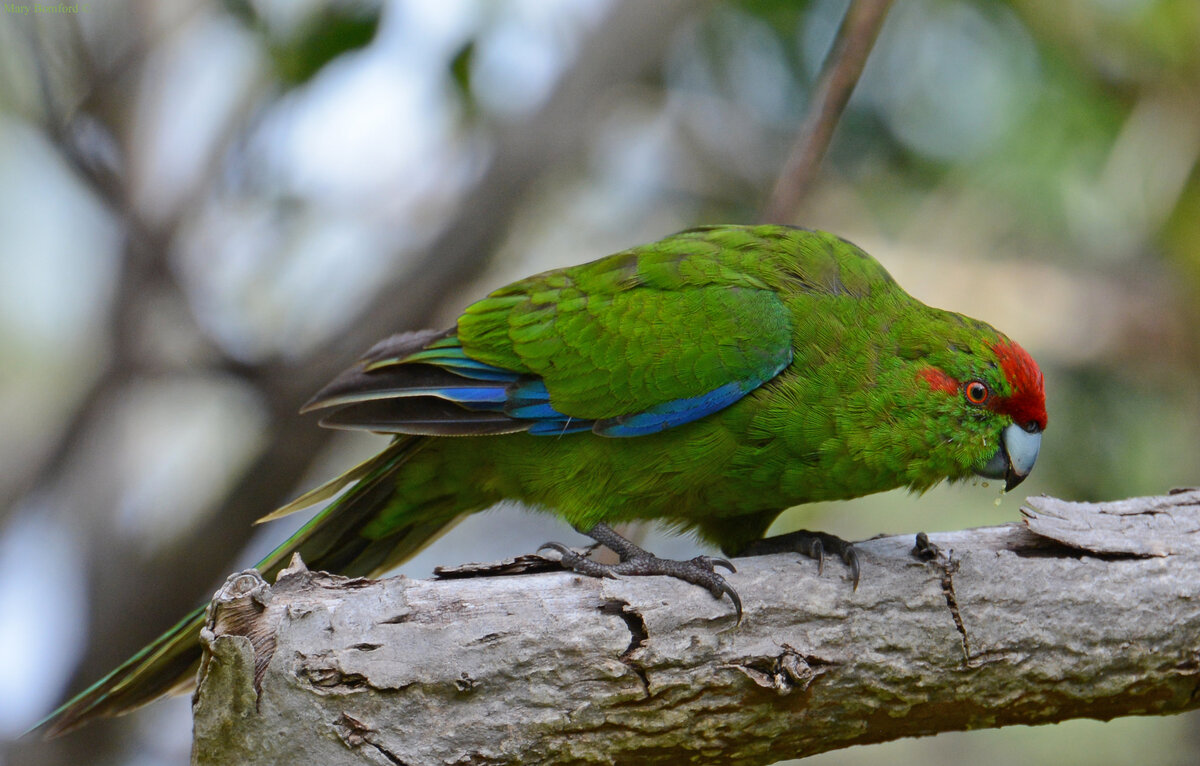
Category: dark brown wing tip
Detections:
[{"x1": 301, "y1": 329, "x2": 452, "y2": 415}]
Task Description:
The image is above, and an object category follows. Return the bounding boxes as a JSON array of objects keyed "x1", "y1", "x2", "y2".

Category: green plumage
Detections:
[{"x1": 39, "y1": 225, "x2": 1046, "y2": 736}]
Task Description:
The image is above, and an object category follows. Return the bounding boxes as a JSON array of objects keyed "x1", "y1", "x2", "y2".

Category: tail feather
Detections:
[
  {"x1": 254, "y1": 449, "x2": 387, "y2": 525},
  {"x1": 35, "y1": 435, "x2": 466, "y2": 737},
  {"x1": 37, "y1": 606, "x2": 208, "y2": 738}
]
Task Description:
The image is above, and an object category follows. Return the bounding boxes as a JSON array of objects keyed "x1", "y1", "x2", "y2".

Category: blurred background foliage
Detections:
[{"x1": 1, "y1": 0, "x2": 1198, "y2": 763}]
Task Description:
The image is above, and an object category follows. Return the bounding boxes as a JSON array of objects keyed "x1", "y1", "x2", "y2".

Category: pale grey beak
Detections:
[{"x1": 977, "y1": 422, "x2": 1042, "y2": 491}]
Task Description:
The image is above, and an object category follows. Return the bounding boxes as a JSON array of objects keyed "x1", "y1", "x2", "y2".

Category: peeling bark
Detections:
[{"x1": 191, "y1": 491, "x2": 1200, "y2": 765}]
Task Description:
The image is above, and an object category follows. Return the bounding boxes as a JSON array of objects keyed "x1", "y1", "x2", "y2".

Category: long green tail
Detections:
[{"x1": 36, "y1": 435, "x2": 463, "y2": 737}]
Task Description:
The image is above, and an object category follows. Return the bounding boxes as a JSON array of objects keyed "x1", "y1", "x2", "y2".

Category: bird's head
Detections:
[{"x1": 916, "y1": 334, "x2": 1046, "y2": 492}]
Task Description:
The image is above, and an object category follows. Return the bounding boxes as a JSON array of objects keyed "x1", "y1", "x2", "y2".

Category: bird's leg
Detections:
[
  {"x1": 740, "y1": 529, "x2": 861, "y2": 590},
  {"x1": 539, "y1": 522, "x2": 742, "y2": 620}
]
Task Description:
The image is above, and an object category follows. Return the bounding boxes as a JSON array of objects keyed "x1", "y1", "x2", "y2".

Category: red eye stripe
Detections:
[{"x1": 919, "y1": 367, "x2": 958, "y2": 395}]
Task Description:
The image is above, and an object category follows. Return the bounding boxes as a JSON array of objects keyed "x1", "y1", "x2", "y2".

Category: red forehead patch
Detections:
[{"x1": 992, "y1": 339, "x2": 1047, "y2": 431}]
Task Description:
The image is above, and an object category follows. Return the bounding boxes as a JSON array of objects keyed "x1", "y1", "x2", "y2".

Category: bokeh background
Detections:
[{"x1": 2, "y1": 0, "x2": 1198, "y2": 764}]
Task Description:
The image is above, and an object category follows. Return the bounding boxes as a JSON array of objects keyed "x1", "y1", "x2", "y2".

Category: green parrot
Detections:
[{"x1": 37, "y1": 224, "x2": 1045, "y2": 736}]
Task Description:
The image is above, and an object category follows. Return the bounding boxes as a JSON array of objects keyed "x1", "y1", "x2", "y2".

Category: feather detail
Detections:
[
  {"x1": 256, "y1": 451, "x2": 381, "y2": 523},
  {"x1": 303, "y1": 331, "x2": 790, "y2": 438},
  {"x1": 595, "y1": 355, "x2": 792, "y2": 436}
]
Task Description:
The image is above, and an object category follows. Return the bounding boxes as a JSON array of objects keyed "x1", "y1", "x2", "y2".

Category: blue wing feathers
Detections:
[
  {"x1": 594, "y1": 354, "x2": 791, "y2": 436},
  {"x1": 594, "y1": 381, "x2": 747, "y2": 437},
  {"x1": 305, "y1": 333, "x2": 788, "y2": 438},
  {"x1": 508, "y1": 402, "x2": 562, "y2": 419},
  {"x1": 528, "y1": 420, "x2": 593, "y2": 436}
]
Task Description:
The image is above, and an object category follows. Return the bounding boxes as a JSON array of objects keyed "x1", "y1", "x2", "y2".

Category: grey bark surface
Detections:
[{"x1": 191, "y1": 490, "x2": 1200, "y2": 765}]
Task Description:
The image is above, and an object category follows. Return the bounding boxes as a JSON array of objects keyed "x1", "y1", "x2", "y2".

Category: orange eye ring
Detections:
[{"x1": 965, "y1": 380, "x2": 989, "y2": 405}]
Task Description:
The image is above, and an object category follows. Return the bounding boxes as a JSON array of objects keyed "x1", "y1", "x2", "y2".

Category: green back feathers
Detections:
[{"x1": 455, "y1": 226, "x2": 898, "y2": 421}]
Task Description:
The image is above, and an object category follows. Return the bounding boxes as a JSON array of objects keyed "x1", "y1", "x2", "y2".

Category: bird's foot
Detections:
[
  {"x1": 740, "y1": 529, "x2": 861, "y2": 590},
  {"x1": 538, "y1": 523, "x2": 742, "y2": 621}
]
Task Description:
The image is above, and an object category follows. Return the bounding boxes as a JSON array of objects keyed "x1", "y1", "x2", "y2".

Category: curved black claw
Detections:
[
  {"x1": 741, "y1": 529, "x2": 861, "y2": 590},
  {"x1": 604, "y1": 554, "x2": 742, "y2": 622},
  {"x1": 538, "y1": 527, "x2": 743, "y2": 622},
  {"x1": 704, "y1": 556, "x2": 737, "y2": 574}
]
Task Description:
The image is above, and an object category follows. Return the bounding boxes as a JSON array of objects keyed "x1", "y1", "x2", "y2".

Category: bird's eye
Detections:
[{"x1": 965, "y1": 381, "x2": 989, "y2": 405}]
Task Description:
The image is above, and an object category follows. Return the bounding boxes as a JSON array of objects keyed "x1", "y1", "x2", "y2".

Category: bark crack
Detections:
[
  {"x1": 337, "y1": 713, "x2": 411, "y2": 766},
  {"x1": 599, "y1": 598, "x2": 649, "y2": 655},
  {"x1": 600, "y1": 598, "x2": 651, "y2": 696},
  {"x1": 914, "y1": 533, "x2": 971, "y2": 665},
  {"x1": 364, "y1": 741, "x2": 409, "y2": 766}
]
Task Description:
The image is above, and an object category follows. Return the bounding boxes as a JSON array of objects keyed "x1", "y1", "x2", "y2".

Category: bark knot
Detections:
[{"x1": 725, "y1": 644, "x2": 826, "y2": 694}]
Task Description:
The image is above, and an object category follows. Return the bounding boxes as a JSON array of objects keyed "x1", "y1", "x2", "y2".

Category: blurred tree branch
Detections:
[
  {"x1": 191, "y1": 491, "x2": 1200, "y2": 764},
  {"x1": 7, "y1": 1, "x2": 698, "y2": 765},
  {"x1": 1, "y1": 0, "x2": 240, "y2": 530},
  {"x1": 760, "y1": 0, "x2": 892, "y2": 224}
]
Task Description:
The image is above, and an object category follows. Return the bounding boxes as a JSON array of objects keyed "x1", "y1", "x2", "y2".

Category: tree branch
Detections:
[
  {"x1": 190, "y1": 489, "x2": 1200, "y2": 765},
  {"x1": 760, "y1": 0, "x2": 893, "y2": 224}
]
